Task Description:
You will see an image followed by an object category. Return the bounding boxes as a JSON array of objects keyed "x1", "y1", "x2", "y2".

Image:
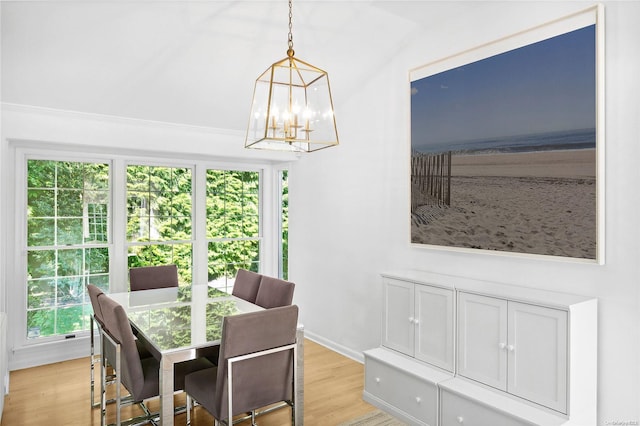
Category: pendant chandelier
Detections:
[{"x1": 245, "y1": 0, "x2": 339, "y2": 152}]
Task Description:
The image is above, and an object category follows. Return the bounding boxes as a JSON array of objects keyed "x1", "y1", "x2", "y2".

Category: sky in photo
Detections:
[{"x1": 411, "y1": 25, "x2": 596, "y2": 152}]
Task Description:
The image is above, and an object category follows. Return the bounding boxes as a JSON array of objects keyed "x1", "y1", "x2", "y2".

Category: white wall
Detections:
[{"x1": 289, "y1": 1, "x2": 640, "y2": 423}]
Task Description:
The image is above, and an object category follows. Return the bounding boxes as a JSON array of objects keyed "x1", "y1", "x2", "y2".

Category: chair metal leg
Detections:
[
  {"x1": 91, "y1": 315, "x2": 96, "y2": 409},
  {"x1": 291, "y1": 400, "x2": 295, "y2": 426},
  {"x1": 101, "y1": 333, "x2": 107, "y2": 426},
  {"x1": 93, "y1": 317, "x2": 120, "y2": 409},
  {"x1": 92, "y1": 316, "x2": 118, "y2": 409},
  {"x1": 186, "y1": 395, "x2": 192, "y2": 426},
  {"x1": 292, "y1": 342, "x2": 298, "y2": 426},
  {"x1": 115, "y1": 344, "x2": 121, "y2": 426}
]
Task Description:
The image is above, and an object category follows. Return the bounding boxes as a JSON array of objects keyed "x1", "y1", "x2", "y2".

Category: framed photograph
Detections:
[{"x1": 409, "y1": 5, "x2": 605, "y2": 263}]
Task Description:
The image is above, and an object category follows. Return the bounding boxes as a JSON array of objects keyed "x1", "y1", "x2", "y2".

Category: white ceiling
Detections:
[{"x1": 2, "y1": 0, "x2": 459, "y2": 131}]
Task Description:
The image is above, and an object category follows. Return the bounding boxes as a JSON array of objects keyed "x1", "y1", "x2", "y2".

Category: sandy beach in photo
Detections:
[
  {"x1": 452, "y1": 148, "x2": 595, "y2": 178},
  {"x1": 411, "y1": 148, "x2": 597, "y2": 259}
]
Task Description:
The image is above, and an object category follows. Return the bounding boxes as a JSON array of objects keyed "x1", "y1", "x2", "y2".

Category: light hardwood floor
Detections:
[{"x1": 1, "y1": 339, "x2": 377, "y2": 426}]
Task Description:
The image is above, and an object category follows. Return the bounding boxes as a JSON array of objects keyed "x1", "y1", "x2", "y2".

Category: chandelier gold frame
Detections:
[{"x1": 245, "y1": 0, "x2": 339, "y2": 152}]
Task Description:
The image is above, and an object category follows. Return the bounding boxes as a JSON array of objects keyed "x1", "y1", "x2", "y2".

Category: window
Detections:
[
  {"x1": 126, "y1": 165, "x2": 193, "y2": 286},
  {"x1": 206, "y1": 169, "x2": 260, "y2": 292},
  {"x1": 18, "y1": 153, "x2": 277, "y2": 344},
  {"x1": 26, "y1": 160, "x2": 110, "y2": 339},
  {"x1": 86, "y1": 203, "x2": 108, "y2": 242},
  {"x1": 280, "y1": 170, "x2": 289, "y2": 280}
]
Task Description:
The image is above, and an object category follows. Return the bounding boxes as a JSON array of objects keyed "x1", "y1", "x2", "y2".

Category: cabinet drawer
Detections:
[
  {"x1": 440, "y1": 389, "x2": 532, "y2": 426},
  {"x1": 365, "y1": 356, "x2": 438, "y2": 425}
]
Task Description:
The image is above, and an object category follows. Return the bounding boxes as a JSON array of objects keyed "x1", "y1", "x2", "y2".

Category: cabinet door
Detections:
[
  {"x1": 458, "y1": 292, "x2": 507, "y2": 390},
  {"x1": 383, "y1": 278, "x2": 414, "y2": 355},
  {"x1": 508, "y1": 302, "x2": 568, "y2": 413},
  {"x1": 415, "y1": 285, "x2": 454, "y2": 372}
]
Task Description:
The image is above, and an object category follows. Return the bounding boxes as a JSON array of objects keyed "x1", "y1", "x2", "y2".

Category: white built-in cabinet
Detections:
[
  {"x1": 383, "y1": 277, "x2": 454, "y2": 372},
  {"x1": 363, "y1": 271, "x2": 597, "y2": 426},
  {"x1": 458, "y1": 292, "x2": 568, "y2": 413}
]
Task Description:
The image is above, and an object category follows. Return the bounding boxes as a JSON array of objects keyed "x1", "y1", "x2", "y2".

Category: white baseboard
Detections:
[
  {"x1": 303, "y1": 330, "x2": 365, "y2": 364},
  {"x1": 9, "y1": 335, "x2": 90, "y2": 371}
]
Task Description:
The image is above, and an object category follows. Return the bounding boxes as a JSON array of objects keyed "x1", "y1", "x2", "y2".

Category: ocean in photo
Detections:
[{"x1": 413, "y1": 127, "x2": 596, "y2": 156}]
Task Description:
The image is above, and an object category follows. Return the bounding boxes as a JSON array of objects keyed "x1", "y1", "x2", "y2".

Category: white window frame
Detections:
[
  {"x1": 8, "y1": 143, "x2": 278, "y2": 354},
  {"x1": 13, "y1": 149, "x2": 115, "y2": 347},
  {"x1": 120, "y1": 160, "x2": 198, "y2": 291},
  {"x1": 276, "y1": 167, "x2": 289, "y2": 280},
  {"x1": 204, "y1": 167, "x2": 263, "y2": 293}
]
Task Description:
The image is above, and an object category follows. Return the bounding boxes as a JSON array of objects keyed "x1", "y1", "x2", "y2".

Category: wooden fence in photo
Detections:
[{"x1": 411, "y1": 151, "x2": 452, "y2": 212}]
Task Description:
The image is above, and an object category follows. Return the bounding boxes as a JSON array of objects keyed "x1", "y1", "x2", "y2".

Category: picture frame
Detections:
[{"x1": 409, "y1": 5, "x2": 605, "y2": 263}]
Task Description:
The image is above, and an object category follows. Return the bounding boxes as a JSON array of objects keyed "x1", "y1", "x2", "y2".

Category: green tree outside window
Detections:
[
  {"x1": 206, "y1": 170, "x2": 260, "y2": 292},
  {"x1": 126, "y1": 165, "x2": 193, "y2": 286},
  {"x1": 26, "y1": 160, "x2": 110, "y2": 339},
  {"x1": 281, "y1": 170, "x2": 289, "y2": 280}
]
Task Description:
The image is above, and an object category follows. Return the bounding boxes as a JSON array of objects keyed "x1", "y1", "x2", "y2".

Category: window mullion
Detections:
[
  {"x1": 193, "y1": 164, "x2": 208, "y2": 286},
  {"x1": 111, "y1": 159, "x2": 128, "y2": 293}
]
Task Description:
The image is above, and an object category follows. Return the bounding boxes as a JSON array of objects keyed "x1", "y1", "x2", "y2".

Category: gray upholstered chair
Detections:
[
  {"x1": 129, "y1": 264, "x2": 179, "y2": 291},
  {"x1": 87, "y1": 284, "x2": 112, "y2": 408},
  {"x1": 98, "y1": 294, "x2": 213, "y2": 426},
  {"x1": 231, "y1": 269, "x2": 262, "y2": 304},
  {"x1": 200, "y1": 269, "x2": 264, "y2": 365},
  {"x1": 254, "y1": 276, "x2": 295, "y2": 309},
  {"x1": 185, "y1": 305, "x2": 299, "y2": 426},
  {"x1": 88, "y1": 284, "x2": 106, "y2": 325},
  {"x1": 98, "y1": 294, "x2": 160, "y2": 425},
  {"x1": 87, "y1": 284, "x2": 156, "y2": 410}
]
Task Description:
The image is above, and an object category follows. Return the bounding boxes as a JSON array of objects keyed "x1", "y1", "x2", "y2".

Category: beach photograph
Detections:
[{"x1": 410, "y1": 24, "x2": 597, "y2": 259}]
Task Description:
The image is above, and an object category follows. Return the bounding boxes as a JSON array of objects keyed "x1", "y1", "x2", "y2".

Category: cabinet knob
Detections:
[
  {"x1": 457, "y1": 416, "x2": 464, "y2": 423},
  {"x1": 507, "y1": 344, "x2": 515, "y2": 352},
  {"x1": 415, "y1": 396, "x2": 421, "y2": 404},
  {"x1": 499, "y1": 342, "x2": 507, "y2": 350},
  {"x1": 413, "y1": 319, "x2": 420, "y2": 325},
  {"x1": 375, "y1": 377, "x2": 381, "y2": 384},
  {"x1": 408, "y1": 317, "x2": 414, "y2": 323}
]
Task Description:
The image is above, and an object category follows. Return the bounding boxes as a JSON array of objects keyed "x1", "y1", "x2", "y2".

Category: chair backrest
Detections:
[
  {"x1": 254, "y1": 276, "x2": 295, "y2": 309},
  {"x1": 98, "y1": 294, "x2": 148, "y2": 399},
  {"x1": 129, "y1": 264, "x2": 179, "y2": 291},
  {"x1": 87, "y1": 284, "x2": 105, "y2": 326},
  {"x1": 213, "y1": 305, "x2": 299, "y2": 420},
  {"x1": 231, "y1": 269, "x2": 262, "y2": 303}
]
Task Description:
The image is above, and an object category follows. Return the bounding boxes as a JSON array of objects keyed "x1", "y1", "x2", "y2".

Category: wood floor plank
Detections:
[{"x1": 1, "y1": 339, "x2": 376, "y2": 426}]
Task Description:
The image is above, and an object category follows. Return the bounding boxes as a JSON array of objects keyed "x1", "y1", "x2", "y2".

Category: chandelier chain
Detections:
[{"x1": 287, "y1": 0, "x2": 294, "y2": 52}]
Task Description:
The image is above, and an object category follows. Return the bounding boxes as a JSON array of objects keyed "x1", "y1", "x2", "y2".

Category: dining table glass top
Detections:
[{"x1": 108, "y1": 285, "x2": 263, "y2": 353}]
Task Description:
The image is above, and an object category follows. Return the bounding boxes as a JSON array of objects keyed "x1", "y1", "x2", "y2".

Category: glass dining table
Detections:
[{"x1": 108, "y1": 285, "x2": 304, "y2": 426}]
